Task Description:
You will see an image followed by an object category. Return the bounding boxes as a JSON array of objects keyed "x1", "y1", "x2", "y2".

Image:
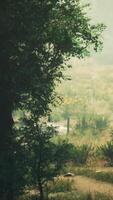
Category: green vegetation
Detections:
[
  {"x1": 73, "y1": 144, "x2": 93, "y2": 165},
  {"x1": 48, "y1": 192, "x2": 113, "y2": 200},
  {"x1": 64, "y1": 166, "x2": 113, "y2": 185},
  {"x1": 48, "y1": 178, "x2": 74, "y2": 193},
  {"x1": 19, "y1": 192, "x2": 113, "y2": 200},
  {"x1": 19, "y1": 176, "x2": 113, "y2": 200},
  {"x1": 0, "y1": 0, "x2": 108, "y2": 200},
  {"x1": 99, "y1": 142, "x2": 113, "y2": 166},
  {"x1": 52, "y1": 65, "x2": 113, "y2": 136},
  {"x1": 53, "y1": 138, "x2": 93, "y2": 166}
]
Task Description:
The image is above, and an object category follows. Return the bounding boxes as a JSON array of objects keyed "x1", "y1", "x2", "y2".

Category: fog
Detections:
[{"x1": 89, "y1": 0, "x2": 113, "y2": 65}]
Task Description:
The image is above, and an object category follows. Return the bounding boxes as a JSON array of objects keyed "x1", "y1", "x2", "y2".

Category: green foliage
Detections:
[
  {"x1": 48, "y1": 192, "x2": 112, "y2": 200},
  {"x1": 54, "y1": 139, "x2": 92, "y2": 166},
  {"x1": 19, "y1": 190, "x2": 112, "y2": 200},
  {"x1": 0, "y1": 0, "x2": 105, "y2": 198},
  {"x1": 99, "y1": 142, "x2": 113, "y2": 166},
  {"x1": 73, "y1": 144, "x2": 93, "y2": 165},
  {"x1": 54, "y1": 139, "x2": 76, "y2": 169},
  {"x1": 49, "y1": 192, "x2": 93, "y2": 200},
  {"x1": 0, "y1": 0, "x2": 104, "y2": 113},
  {"x1": 94, "y1": 171, "x2": 113, "y2": 184},
  {"x1": 12, "y1": 131, "x2": 28, "y2": 197},
  {"x1": 69, "y1": 166, "x2": 113, "y2": 185},
  {"x1": 52, "y1": 65, "x2": 113, "y2": 136},
  {"x1": 20, "y1": 119, "x2": 58, "y2": 199},
  {"x1": 48, "y1": 179, "x2": 73, "y2": 193},
  {"x1": 76, "y1": 113, "x2": 108, "y2": 133}
]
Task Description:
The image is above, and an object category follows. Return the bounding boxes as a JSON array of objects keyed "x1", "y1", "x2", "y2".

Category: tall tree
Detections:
[
  {"x1": 22, "y1": 120, "x2": 57, "y2": 200},
  {"x1": 0, "y1": 0, "x2": 105, "y2": 199}
]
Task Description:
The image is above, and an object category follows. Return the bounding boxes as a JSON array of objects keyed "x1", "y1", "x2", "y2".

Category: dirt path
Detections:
[{"x1": 74, "y1": 176, "x2": 113, "y2": 197}]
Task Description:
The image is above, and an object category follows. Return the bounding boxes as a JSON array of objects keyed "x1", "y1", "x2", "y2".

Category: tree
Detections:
[
  {"x1": 18, "y1": 105, "x2": 65, "y2": 200},
  {"x1": 54, "y1": 139, "x2": 76, "y2": 170},
  {"x1": 21, "y1": 119, "x2": 57, "y2": 200},
  {"x1": 0, "y1": 0, "x2": 105, "y2": 199}
]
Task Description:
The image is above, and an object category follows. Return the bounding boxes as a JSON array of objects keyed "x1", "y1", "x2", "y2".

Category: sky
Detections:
[
  {"x1": 71, "y1": 0, "x2": 113, "y2": 66},
  {"x1": 89, "y1": 0, "x2": 113, "y2": 65}
]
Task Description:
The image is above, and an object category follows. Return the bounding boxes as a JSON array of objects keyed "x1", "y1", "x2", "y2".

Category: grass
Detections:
[
  {"x1": 17, "y1": 64, "x2": 113, "y2": 200},
  {"x1": 19, "y1": 193, "x2": 113, "y2": 200},
  {"x1": 47, "y1": 178, "x2": 74, "y2": 193},
  {"x1": 18, "y1": 173, "x2": 113, "y2": 200},
  {"x1": 51, "y1": 65, "x2": 113, "y2": 138},
  {"x1": 49, "y1": 192, "x2": 113, "y2": 200},
  {"x1": 63, "y1": 165, "x2": 113, "y2": 184},
  {"x1": 47, "y1": 177, "x2": 113, "y2": 200},
  {"x1": 48, "y1": 177, "x2": 113, "y2": 200},
  {"x1": 53, "y1": 131, "x2": 111, "y2": 150},
  {"x1": 49, "y1": 193, "x2": 113, "y2": 200}
]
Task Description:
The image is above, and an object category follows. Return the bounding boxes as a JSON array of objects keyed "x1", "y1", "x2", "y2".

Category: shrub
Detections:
[
  {"x1": 94, "y1": 171, "x2": 113, "y2": 184},
  {"x1": 72, "y1": 166, "x2": 113, "y2": 185},
  {"x1": 48, "y1": 178, "x2": 74, "y2": 193},
  {"x1": 99, "y1": 142, "x2": 113, "y2": 166},
  {"x1": 74, "y1": 144, "x2": 93, "y2": 165},
  {"x1": 55, "y1": 141, "x2": 93, "y2": 167},
  {"x1": 54, "y1": 140, "x2": 76, "y2": 169}
]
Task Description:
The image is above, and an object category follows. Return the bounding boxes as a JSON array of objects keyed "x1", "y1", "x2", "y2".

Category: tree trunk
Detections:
[
  {"x1": 38, "y1": 181, "x2": 44, "y2": 200},
  {"x1": 0, "y1": 93, "x2": 14, "y2": 200}
]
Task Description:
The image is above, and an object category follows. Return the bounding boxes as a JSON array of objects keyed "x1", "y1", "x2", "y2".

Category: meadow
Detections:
[
  {"x1": 47, "y1": 63, "x2": 113, "y2": 200},
  {"x1": 18, "y1": 63, "x2": 113, "y2": 200},
  {"x1": 52, "y1": 63, "x2": 113, "y2": 138}
]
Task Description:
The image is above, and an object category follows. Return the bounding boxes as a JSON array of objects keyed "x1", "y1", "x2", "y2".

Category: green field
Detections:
[{"x1": 52, "y1": 63, "x2": 113, "y2": 137}]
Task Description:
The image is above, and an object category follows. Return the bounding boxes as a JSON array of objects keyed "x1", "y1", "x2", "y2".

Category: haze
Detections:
[{"x1": 71, "y1": 0, "x2": 113, "y2": 66}]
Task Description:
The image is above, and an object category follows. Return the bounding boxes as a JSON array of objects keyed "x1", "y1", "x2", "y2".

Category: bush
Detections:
[
  {"x1": 74, "y1": 144, "x2": 93, "y2": 165},
  {"x1": 99, "y1": 142, "x2": 113, "y2": 166},
  {"x1": 48, "y1": 178, "x2": 74, "y2": 193},
  {"x1": 55, "y1": 141, "x2": 93, "y2": 167},
  {"x1": 94, "y1": 171, "x2": 113, "y2": 184},
  {"x1": 54, "y1": 140, "x2": 76, "y2": 169}
]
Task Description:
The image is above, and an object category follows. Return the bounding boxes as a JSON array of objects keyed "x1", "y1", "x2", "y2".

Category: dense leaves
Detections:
[
  {"x1": 0, "y1": 0, "x2": 105, "y2": 114},
  {"x1": 0, "y1": 0, "x2": 105, "y2": 199}
]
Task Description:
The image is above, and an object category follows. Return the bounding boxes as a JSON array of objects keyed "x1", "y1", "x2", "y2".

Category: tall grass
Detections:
[
  {"x1": 51, "y1": 65, "x2": 113, "y2": 137},
  {"x1": 99, "y1": 142, "x2": 113, "y2": 166}
]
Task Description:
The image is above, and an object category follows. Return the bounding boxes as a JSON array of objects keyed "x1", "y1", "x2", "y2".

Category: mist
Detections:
[
  {"x1": 90, "y1": 0, "x2": 113, "y2": 65},
  {"x1": 71, "y1": 0, "x2": 113, "y2": 66}
]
